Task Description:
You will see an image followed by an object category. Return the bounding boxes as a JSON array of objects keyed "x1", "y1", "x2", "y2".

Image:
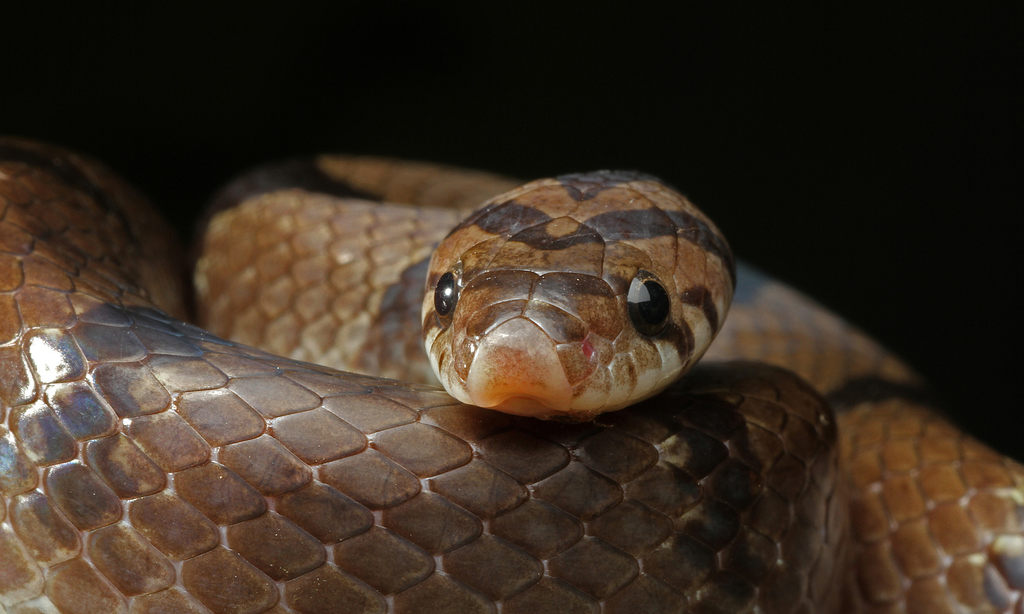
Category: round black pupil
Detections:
[
  {"x1": 631, "y1": 279, "x2": 669, "y2": 331},
  {"x1": 434, "y1": 272, "x2": 457, "y2": 316}
]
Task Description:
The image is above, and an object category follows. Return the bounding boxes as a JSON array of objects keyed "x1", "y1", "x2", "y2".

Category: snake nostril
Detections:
[
  {"x1": 557, "y1": 338, "x2": 599, "y2": 386},
  {"x1": 582, "y1": 337, "x2": 595, "y2": 361}
]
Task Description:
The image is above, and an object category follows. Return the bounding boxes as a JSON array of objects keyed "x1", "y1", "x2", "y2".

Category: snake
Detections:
[{"x1": 0, "y1": 138, "x2": 1022, "y2": 614}]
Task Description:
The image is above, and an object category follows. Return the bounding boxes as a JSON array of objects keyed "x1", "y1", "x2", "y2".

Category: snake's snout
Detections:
[{"x1": 463, "y1": 317, "x2": 574, "y2": 417}]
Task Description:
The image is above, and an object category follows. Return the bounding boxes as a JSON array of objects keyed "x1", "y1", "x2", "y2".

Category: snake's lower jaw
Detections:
[
  {"x1": 462, "y1": 317, "x2": 576, "y2": 418},
  {"x1": 480, "y1": 396, "x2": 569, "y2": 418}
]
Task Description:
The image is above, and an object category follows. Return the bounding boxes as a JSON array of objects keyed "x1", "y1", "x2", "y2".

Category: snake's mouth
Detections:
[
  {"x1": 463, "y1": 317, "x2": 574, "y2": 416},
  {"x1": 483, "y1": 396, "x2": 569, "y2": 418}
]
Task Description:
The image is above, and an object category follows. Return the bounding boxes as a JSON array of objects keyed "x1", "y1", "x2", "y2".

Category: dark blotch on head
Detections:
[
  {"x1": 556, "y1": 170, "x2": 663, "y2": 202},
  {"x1": 664, "y1": 209, "x2": 735, "y2": 282},
  {"x1": 586, "y1": 208, "x2": 677, "y2": 242},
  {"x1": 680, "y1": 286, "x2": 720, "y2": 333},
  {"x1": 654, "y1": 318, "x2": 695, "y2": 369},
  {"x1": 509, "y1": 221, "x2": 603, "y2": 251},
  {"x1": 464, "y1": 201, "x2": 552, "y2": 237}
]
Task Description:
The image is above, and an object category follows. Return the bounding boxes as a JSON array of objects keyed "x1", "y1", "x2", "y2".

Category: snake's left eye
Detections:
[
  {"x1": 434, "y1": 271, "x2": 459, "y2": 317},
  {"x1": 627, "y1": 271, "x2": 670, "y2": 336}
]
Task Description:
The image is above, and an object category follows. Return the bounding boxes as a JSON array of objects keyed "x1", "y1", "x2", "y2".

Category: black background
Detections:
[{"x1": 3, "y1": 5, "x2": 1021, "y2": 457}]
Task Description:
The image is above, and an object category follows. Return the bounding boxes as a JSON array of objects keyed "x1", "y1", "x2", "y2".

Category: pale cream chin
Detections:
[
  {"x1": 480, "y1": 397, "x2": 570, "y2": 418},
  {"x1": 584, "y1": 339, "x2": 685, "y2": 413},
  {"x1": 423, "y1": 303, "x2": 714, "y2": 420},
  {"x1": 566, "y1": 369, "x2": 612, "y2": 413},
  {"x1": 435, "y1": 359, "x2": 568, "y2": 419},
  {"x1": 426, "y1": 341, "x2": 689, "y2": 419}
]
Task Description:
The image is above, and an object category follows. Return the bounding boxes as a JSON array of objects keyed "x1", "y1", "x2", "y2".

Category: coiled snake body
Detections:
[{"x1": 0, "y1": 138, "x2": 1022, "y2": 614}]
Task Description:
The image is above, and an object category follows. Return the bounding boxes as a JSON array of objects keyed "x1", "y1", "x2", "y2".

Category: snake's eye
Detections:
[
  {"x1": 434, "y1": 271, "x2": 459, "y2": 317},
  {"x1": 627, "y1": 271, "x2": 670, "y2": 336}
]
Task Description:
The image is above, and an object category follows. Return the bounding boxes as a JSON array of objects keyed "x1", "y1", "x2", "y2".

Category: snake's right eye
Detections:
[
  {"x1": 627, "y1": 271, "x2": 670, "y2": 336},
  {"x1": 434, "y1": 271, "x2": 459, "y2": 317}
]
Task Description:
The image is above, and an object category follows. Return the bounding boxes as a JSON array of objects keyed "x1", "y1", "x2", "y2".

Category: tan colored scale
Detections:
[{"x1": 1, "y1": 137, "x2": 1023, "y2": 614}]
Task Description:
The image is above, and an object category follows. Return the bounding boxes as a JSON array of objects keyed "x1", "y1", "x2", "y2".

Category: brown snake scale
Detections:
[{"x1": 1, "y1": 138, "x2": 1023, "y2": 614}]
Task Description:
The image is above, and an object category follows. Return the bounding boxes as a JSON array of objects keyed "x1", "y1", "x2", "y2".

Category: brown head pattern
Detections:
[{"x1": 423, "y1": 171, "x2": 735, "y2": 420}]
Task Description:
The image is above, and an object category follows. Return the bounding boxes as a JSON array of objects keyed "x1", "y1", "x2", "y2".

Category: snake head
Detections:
[{"x1": 423, "y1": 170, "x2": 735, "y2": 421}]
